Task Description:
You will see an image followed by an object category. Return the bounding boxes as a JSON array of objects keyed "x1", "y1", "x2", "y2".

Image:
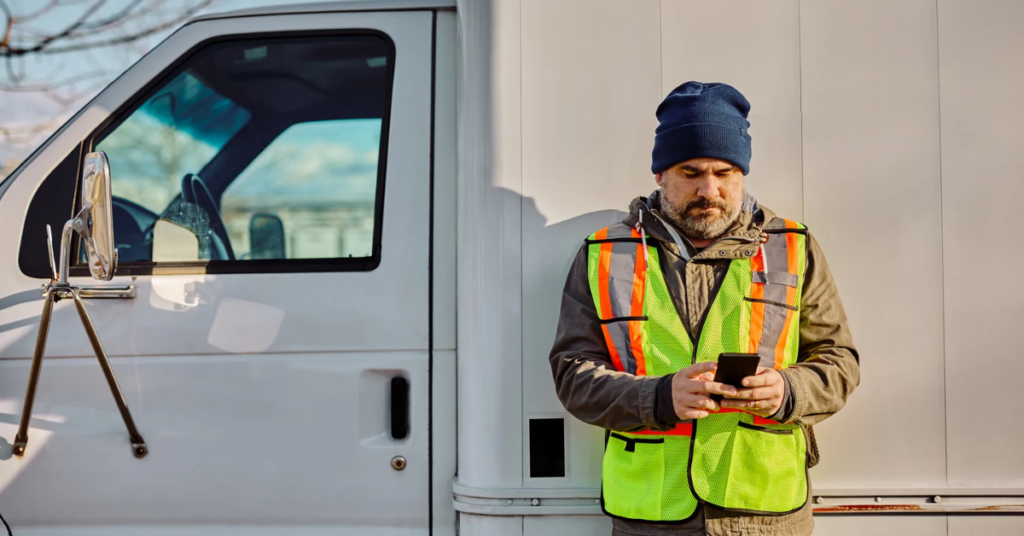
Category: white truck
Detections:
[{"x1": 0, "y1": 1, "x2": 1021, "y2": 535}]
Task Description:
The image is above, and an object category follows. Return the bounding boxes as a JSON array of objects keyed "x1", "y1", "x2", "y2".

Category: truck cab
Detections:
[{"x1": 0, "y1": 2, "x2": 457, "y2": 534}]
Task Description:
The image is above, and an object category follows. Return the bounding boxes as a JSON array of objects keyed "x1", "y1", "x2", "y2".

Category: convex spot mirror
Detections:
[{"x1": 79, "y1": 151, "x2": 117, "y2": 281}]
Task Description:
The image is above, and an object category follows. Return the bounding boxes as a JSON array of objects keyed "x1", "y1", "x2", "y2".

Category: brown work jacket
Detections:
[{"x1": 549, "y1": 191, "x2": 860, "y2": 536}]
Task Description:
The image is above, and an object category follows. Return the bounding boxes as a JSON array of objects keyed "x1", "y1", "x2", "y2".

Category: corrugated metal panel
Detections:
[
  {"x1": 937, "y1": 0, "x2": 1024, "y2": 489},
  {"x1": 519, "y1": 0, "x2": 662, "y2": 489},
  {"x1": 800, "y1": 0, "x2": 946, "y2": 489},
  {"x1": 661, "y1": 0, "x2": 803, "y2": 220}
]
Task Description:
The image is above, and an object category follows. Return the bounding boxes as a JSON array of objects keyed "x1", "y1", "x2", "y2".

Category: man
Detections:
[{"x1": 549, "y1": 81, "x2": 859, "y2": 536}]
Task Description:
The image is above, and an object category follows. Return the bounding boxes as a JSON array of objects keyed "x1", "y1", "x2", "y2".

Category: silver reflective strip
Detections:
[
  {"x1": 754, "y1": 229, "x2": 796, "y2": 366},
  {"x1": 756, "y1": 354, "x2": 776, "y2": 369},
  {"x1": 761, "y1": 233, "x2": 791, "y2": 305},
  {"x1": 602, "y1": 223, "x2": 641, "y2": 375},
  {"x1": 604, "y1": 319, "x2": 636, "y2": 374},
  {"x1": 607, "y1": 241, "x2": 638, "y2": 318},
  {"x1": 605, "y1": 223, "x2": 635, "y2": 239},
  {"x1": 752, "y1": 271, "x2": 798, "y2": 287},
  {"x1": 756, "y1": 301, "x2": 790, "y2": 366}
]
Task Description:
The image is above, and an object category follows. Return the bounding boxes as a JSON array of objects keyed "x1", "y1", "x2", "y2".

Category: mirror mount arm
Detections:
[
  {"x1": 13, "y1": 221, "x2": 149, "y2": 459},
  {"x1": 55, "y1": 217, "x2": 77, "y2": 286},
  {"x1": 14, "y1": 151, "x2": 147, "y2": 459}
]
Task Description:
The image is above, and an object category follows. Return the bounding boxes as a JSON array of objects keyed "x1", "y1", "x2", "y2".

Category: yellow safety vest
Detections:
[{"x1": 586, "y1": 217, "x2": 808, "y2": 522}]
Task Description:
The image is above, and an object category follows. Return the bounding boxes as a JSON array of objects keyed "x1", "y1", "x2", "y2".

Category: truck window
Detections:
[
  {"x1": 98, "y1": 71, "x2": 251, "y2": 218},
  {"x1": 15, "y1": 33, "x2": 393, "y2": 277},
  {"x1": 219, "y1": 118, "x2": 382, "y2": 260}
]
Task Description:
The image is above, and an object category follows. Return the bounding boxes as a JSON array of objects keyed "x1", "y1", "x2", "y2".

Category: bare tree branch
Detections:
[
  {"x1": 1, "y1": 0, "x2": 108, "y2": 56},
  {"x1": 0, "y1": 0, "x2": 215, "y2": 57},
  {"x1": 38, "y1": 0, "x2": 216, "y2": 55},
  {"x1": 0, "y1": 0, "x2": 221, "y2": 159},
  {"x1": 0, "y1": 69, "x2": 109, "y2": 92},
  {"x1": 0, "y1": 1, "x2": 12, "y2": 52},
  {"x1": 79, "y1": 0, "x2": 145, "y2": 31},
  {"x1": 0, "y1": 121, "x2": 66, "y2": 145},
  {"x1": 14, "y1": 1, "x2": 61, "y2": 24}
]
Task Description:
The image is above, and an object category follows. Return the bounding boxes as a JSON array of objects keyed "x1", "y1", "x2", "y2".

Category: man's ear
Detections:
[{"x1": 655, "y1": 172, "x2": 664, "y2": 187}]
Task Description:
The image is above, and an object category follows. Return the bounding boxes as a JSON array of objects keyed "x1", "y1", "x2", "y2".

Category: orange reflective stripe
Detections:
[
  {"x1": 596, "y1": 229, "x2": 613, "y2": 320},
  {"x1": 632, "y1": 422, "x2": 693, "y2": 437},
  {"x1": 748, "y1": 246, "x2": 766, "y2": 354},
  {"x1": 600, "y1": 325, "x2": 625, "y2": 372},
  {"x1": 773, "y1": 306, "x2": 794, "y2": 370},
  {"x1": 772, "y1": 222, "x2": 800, "y2": 369},
  {"x1": 595, "y1": 228, "x2": 625, "y2": 371},
  {"x1": 785, "y1": 223, "x2": 799, "y2": 281},
  {"x1": 629, "y1": 228, "x2": 648, "y2": 376},
  {"x1": 748, "y1": 301, "x2": 765, "y2": 354},
  {"x1": 714, "y1": 407, "x2": 781, "y2": 425}
]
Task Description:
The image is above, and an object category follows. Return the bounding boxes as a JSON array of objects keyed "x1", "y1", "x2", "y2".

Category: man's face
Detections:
[{"x1": 655, "y1": 158, "x2": 745, "y2": 241}]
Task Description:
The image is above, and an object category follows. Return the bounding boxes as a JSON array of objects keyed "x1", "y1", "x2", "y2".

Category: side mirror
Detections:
[
  {"x1": 249, "y1": 213, "x2": 285, "y2": 260},
  {"x1": 79, "y1": 151, "x2": 117, "y2": 281},
  {"x1": 19, "y1": 151, "x2": 149, "y2": 460}
]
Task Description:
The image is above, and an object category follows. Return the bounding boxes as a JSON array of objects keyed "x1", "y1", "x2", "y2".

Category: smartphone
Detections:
[{"x1": 709, "y1": 353, "x2": 761, "y2": 402}]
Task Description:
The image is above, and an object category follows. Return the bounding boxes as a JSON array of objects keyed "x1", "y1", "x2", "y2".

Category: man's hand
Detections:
[
  {"x1": 671, "y1": 362, "x2": 739, "y2": 420},
  {"x1": 719, "y1": 367, "x2": 785, "y2": 418}
]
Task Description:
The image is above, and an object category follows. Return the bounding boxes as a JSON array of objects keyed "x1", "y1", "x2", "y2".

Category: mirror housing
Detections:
[
  {"x1": 249, "y1": 213, "x2": 285, "y2": 260},
  {"x1": 79, "y1": 151, "x2": 117, "y2": 281}
]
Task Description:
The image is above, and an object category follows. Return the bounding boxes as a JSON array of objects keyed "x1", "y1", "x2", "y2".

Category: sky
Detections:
[{"x1": 0, "y1": 0, "x2": 313, "y2": 177}]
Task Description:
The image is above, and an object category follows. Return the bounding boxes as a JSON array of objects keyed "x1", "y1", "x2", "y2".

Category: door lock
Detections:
[{"x1": 391, "y1": 456, "x2": 407, "y2": 471}]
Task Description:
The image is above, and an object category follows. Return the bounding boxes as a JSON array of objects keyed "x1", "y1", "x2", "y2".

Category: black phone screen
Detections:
[{"x1": 710, "y1": 353, "x2": 761, "y2": 402}]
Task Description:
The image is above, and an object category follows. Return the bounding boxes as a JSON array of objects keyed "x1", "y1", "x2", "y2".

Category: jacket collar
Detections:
[{"x1": 622, "y1": 190, "x2": 775, "y2": 261}]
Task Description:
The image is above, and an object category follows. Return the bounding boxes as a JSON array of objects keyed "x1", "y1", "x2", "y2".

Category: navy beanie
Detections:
[{"x1": 651, "y1": 81, "x2": 752, "y2": 174}]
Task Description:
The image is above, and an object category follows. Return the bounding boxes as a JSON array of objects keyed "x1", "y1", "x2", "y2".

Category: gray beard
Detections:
[{"x1": 658, "y1": 187, "x2": 741, "y2": 241}]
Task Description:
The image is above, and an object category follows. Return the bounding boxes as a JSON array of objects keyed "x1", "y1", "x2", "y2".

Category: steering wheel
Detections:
[{"x1": 181, "y1": 173, "x2": 235, "y2": 261}]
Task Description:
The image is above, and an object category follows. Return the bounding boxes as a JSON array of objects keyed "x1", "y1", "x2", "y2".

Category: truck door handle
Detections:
[{"x1": 390, "y1": 376, "x2": 408, "y2": 440}]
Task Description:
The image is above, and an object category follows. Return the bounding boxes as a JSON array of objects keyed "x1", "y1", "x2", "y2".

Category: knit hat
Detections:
[{"x1": 651, "y1": 81, "x2": 752, "y2": 174}]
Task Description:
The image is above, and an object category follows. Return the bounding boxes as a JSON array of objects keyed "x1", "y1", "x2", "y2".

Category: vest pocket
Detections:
[
  {"x1": 602, "y1": 434, "x2": 665, "y2": 520},
  {"x1": 737, "y1": 421, "x2": 793, "y2": 435},
  {"x1": 724, "y1": 422, "x2": 807, "y2": 513}
]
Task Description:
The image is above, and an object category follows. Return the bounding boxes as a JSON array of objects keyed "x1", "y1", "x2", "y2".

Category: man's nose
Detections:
[{"x1": 695, "y1": 175, "x2": 721, "y2": 199}]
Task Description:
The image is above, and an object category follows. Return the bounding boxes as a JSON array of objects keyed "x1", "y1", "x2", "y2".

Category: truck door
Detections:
[{"x1": 0, "y1": 8, "x2": 436, "y2": 534}]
